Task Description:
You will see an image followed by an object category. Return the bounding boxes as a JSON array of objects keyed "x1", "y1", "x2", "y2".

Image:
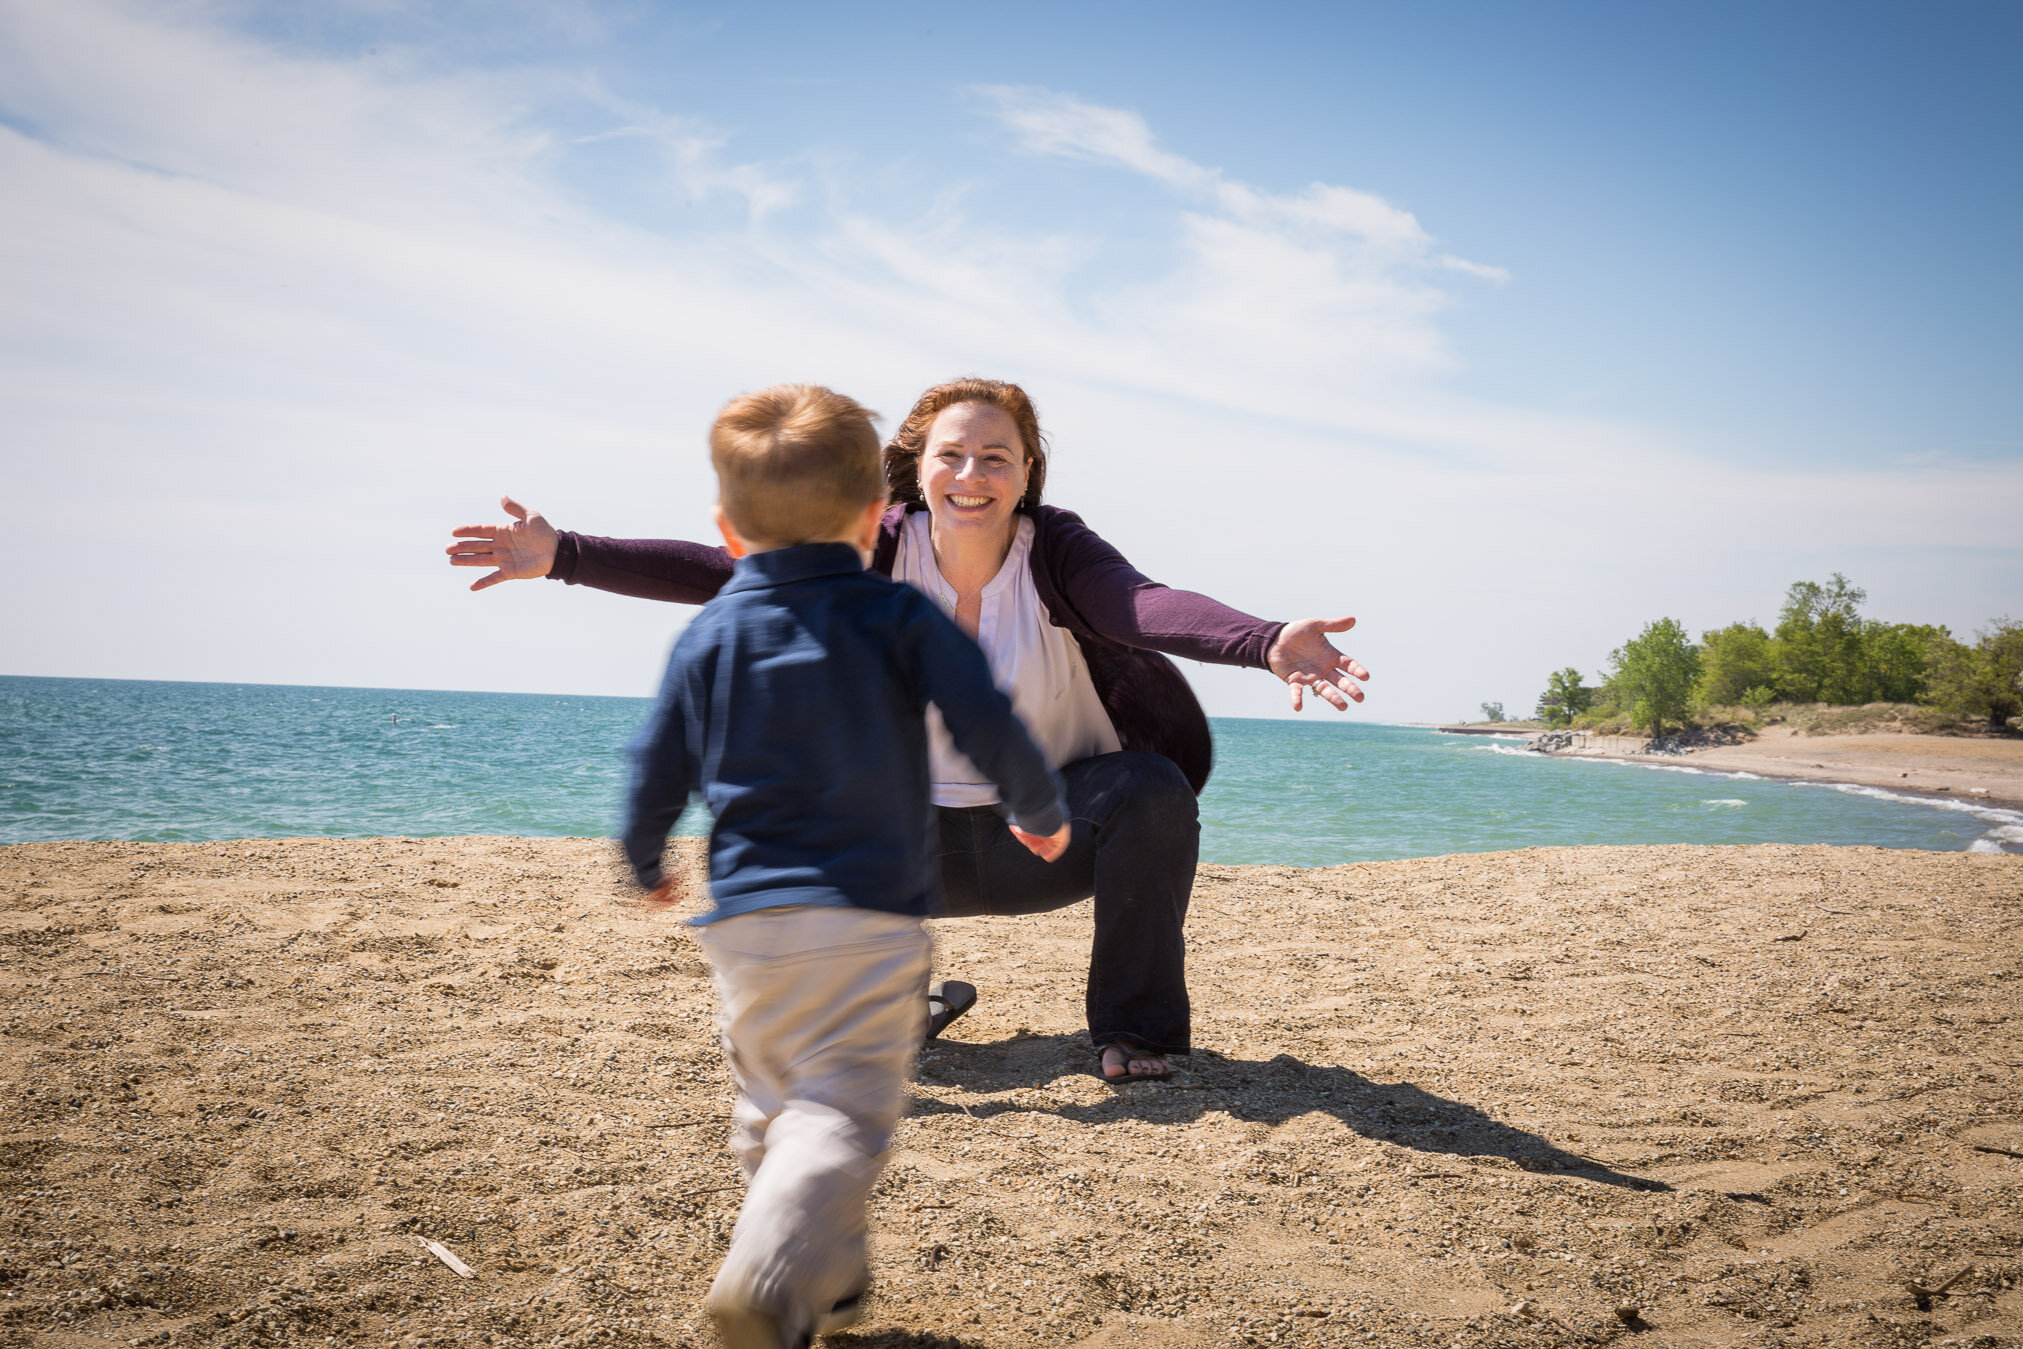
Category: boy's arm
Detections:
[
  {"x1": 908, "y1": 601, "x2": 1067, "y2": 838},
  {"x1": 621, "y1": 659, "x2": 698, "y2": 890}
]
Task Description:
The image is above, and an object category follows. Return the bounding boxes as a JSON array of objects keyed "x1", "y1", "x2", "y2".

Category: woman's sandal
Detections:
[
  {"x1": 1093, "y1": 1041, "x2": 1173, "y2": 1087},
  {"x1": 924, "y1": 980, "x2": 977, "y2": 1042}
]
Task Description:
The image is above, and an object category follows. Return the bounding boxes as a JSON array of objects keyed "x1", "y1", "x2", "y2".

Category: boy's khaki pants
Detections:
[{"x1": 694, "y1": 905, "x2": 931, "y2": 1343}]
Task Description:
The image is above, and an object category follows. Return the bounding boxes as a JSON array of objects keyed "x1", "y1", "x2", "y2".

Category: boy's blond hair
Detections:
[{"x1": 711, "y1": 384, "x2": 885, "y2": 546}]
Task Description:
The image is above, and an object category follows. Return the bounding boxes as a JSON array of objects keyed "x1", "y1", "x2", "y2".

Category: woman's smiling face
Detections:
[{"x1": 919, "y1": 401, "x2": 1029, "y2": 542}]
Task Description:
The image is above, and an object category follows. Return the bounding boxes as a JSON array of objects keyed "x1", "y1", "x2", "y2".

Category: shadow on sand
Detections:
[{"x1": 912, "y1": 1031, "x2": 1668, "y2": 1192}]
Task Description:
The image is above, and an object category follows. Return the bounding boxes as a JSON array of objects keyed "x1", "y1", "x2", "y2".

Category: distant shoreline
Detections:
[{"x1": 1522, "y1": 726, "x2": 2023, "y2": 816}]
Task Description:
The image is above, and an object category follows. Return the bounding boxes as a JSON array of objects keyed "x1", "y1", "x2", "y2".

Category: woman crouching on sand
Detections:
[{"x1": 447, "y1": 377, "x2": 1369, "y2": 1083}]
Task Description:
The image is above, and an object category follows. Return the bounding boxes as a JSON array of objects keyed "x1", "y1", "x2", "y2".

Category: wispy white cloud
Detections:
[
  {"x1": 976, "y1": 84, "x2": 1210, "y2": 188},
  {"x1": 565, "y1": 90, "x2": 799, "y2": 223},
  {"x1": 0, "y1": 0, "x2": 795, "y2": 232},
  {"x1": 912, "y1": 83, "x2": 1517, "y2": 415},
  {"x1": 978, "y1": 83, "x2": 1506, "y2": 275}
]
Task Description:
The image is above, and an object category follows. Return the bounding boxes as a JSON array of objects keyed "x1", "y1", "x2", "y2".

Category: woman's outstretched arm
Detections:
[
  {"x1": 1041, "y1": 507, "x2": 1370, "y2": 711},
  {"x1": 446, "y1": 496, "x2": 734, "y2": 604}
]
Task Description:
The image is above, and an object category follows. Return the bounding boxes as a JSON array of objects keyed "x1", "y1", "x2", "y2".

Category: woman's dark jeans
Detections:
[{"x1": 933, "y1": 750, "x2": 1199, "y2": 1056}]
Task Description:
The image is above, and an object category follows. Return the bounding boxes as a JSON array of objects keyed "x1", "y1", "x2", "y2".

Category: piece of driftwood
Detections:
[
  {"x1": 1970, "y1": 1144, "x2": 2023, "y2": 1160},
  {"x1": 418, "y1": 1236, "x2": 476, "y2": 1279},
  {"x1": 667, "y1": 1184, "x2": 746, "y2": 1201},
  {"x1": 1905, "y1": 1263, "x2": 1974, "y2": 1300}
]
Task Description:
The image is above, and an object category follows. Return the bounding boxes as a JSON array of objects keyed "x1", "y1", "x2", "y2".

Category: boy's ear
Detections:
[
  {"x1": 851, "y1": 497, "x2": 887, "y2": 554},
  {"x1": 713, "y1": 505, "x2": 749, "y2": 559}
]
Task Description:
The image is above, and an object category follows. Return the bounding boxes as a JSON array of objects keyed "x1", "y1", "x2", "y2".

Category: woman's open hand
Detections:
[
  {"x1": 447, "y1": 496, "x2": 558, "y2": 591},
  {"x1": 1267, "y1": 616, "x2": 1371, "y2": 712}
]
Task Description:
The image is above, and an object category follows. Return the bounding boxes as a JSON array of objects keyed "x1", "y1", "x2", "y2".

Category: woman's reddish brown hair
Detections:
[{"x1": 883, "y1": 377, "x2": 1049, "y2": 510}]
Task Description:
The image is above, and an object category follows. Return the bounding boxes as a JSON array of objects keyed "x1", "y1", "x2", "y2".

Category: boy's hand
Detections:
[{"x1": 1010, "y1": 822, "x2": 1072, "y2": 863}]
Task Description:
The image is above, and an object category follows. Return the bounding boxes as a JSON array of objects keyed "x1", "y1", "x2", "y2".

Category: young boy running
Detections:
[{"x1": 622, "y1": 384, "x2": 1069, "y2": 1349}]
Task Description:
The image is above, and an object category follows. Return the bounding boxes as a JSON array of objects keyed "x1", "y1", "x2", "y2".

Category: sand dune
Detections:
[{"x1": 2, "y1": 838, "x2": 2020, "y2": 1348}]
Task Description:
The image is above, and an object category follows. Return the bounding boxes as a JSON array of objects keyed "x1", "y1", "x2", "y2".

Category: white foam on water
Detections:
[
  {"x1": 1791, "y1": 778, "x2": 2017, "y2": 819},
  {"x1": 1967, "y1": 808, "x2": 2023, "y2": 853},
  {"x1": 1572, "y1": 756, "x2": 1767, "y2": 784},
  {"x1": 1702, "y1": 799, "x2": 1748, "y2": 807},
  {"x1": 1970, "y1": 823, "x2": 2023, "y2": 854},
  {"x1": 1498, "y1": 745, "x2": 1770, "y2": 783},
  {"x1": 1528, "y1": 740, "x2": 2023, "y2": 853},
  {"x1": 1784, "y1": 778, "x2": 2023, "y2": 852}
]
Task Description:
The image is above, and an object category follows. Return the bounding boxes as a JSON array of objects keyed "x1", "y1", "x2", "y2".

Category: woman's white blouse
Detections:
[{"x1": 894, "y1": 512, "x2": 1122, "y2": 808}]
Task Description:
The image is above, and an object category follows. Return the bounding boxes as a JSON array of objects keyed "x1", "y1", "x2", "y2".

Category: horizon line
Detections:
[{"x1": 0, "y1": 671, "x2": 1422, "y2": 727}]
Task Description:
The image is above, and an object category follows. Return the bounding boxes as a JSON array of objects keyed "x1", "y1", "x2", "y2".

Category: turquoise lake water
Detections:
[{"x1": 2, "y1": 675, "x2": 2017, "y2": 862}]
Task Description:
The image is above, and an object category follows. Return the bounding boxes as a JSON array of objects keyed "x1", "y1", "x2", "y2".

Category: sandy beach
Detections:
[
  {"x1": 3, "y1": 837, "x2": 2020, "y2": 1348},
  {"x1": 1530, "y1": 729, "x2": 2023, "y2": 816}
]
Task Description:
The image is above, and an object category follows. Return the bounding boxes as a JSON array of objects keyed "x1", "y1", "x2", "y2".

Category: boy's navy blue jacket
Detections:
[{"x1": 623, "y1": 542, "x2": 1068, "y2": 922}]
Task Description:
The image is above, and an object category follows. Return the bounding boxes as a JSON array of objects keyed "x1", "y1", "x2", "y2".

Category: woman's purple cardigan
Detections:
[{"x1": 548, "y1": 504, "x2": 1285, "y2": 794}]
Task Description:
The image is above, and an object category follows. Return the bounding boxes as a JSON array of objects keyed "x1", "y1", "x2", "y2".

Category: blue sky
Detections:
[{"x1": 2, "y1": 0, "x2": 2018, "y2": 722}]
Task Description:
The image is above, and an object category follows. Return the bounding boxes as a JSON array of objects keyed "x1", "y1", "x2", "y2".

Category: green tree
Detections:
[
  {"x1": 1479, "y1": 701, "x2": 1506, "y2": 723},
  {"x1": 1858, "y1": 622, "x2": 1948, "y2": 704},
  {"x1": 1534, "y1": 668, "x2": 1592, "y2": 728},
  {"x1": 1694, "y1": 622, "x2": 1774, "y2": 707},
  {"x1": 1925, "y1": 619, "x2": 2023, "y2": 726},
  {"x1": 1773, "y1": 574, "x2": 1867, "y2": 703},
  {"x1": 1994, "y1": 620, "x2": 2023, "y2": 727},
  {"x1": 1607, "y1": 618, "x2": 1702, "y2": 738}
]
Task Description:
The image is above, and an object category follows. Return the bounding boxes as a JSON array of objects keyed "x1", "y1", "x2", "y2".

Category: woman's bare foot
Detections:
[{"x1": 1100, "y1": 1044, "x2": 1170, "y2": 1081}]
